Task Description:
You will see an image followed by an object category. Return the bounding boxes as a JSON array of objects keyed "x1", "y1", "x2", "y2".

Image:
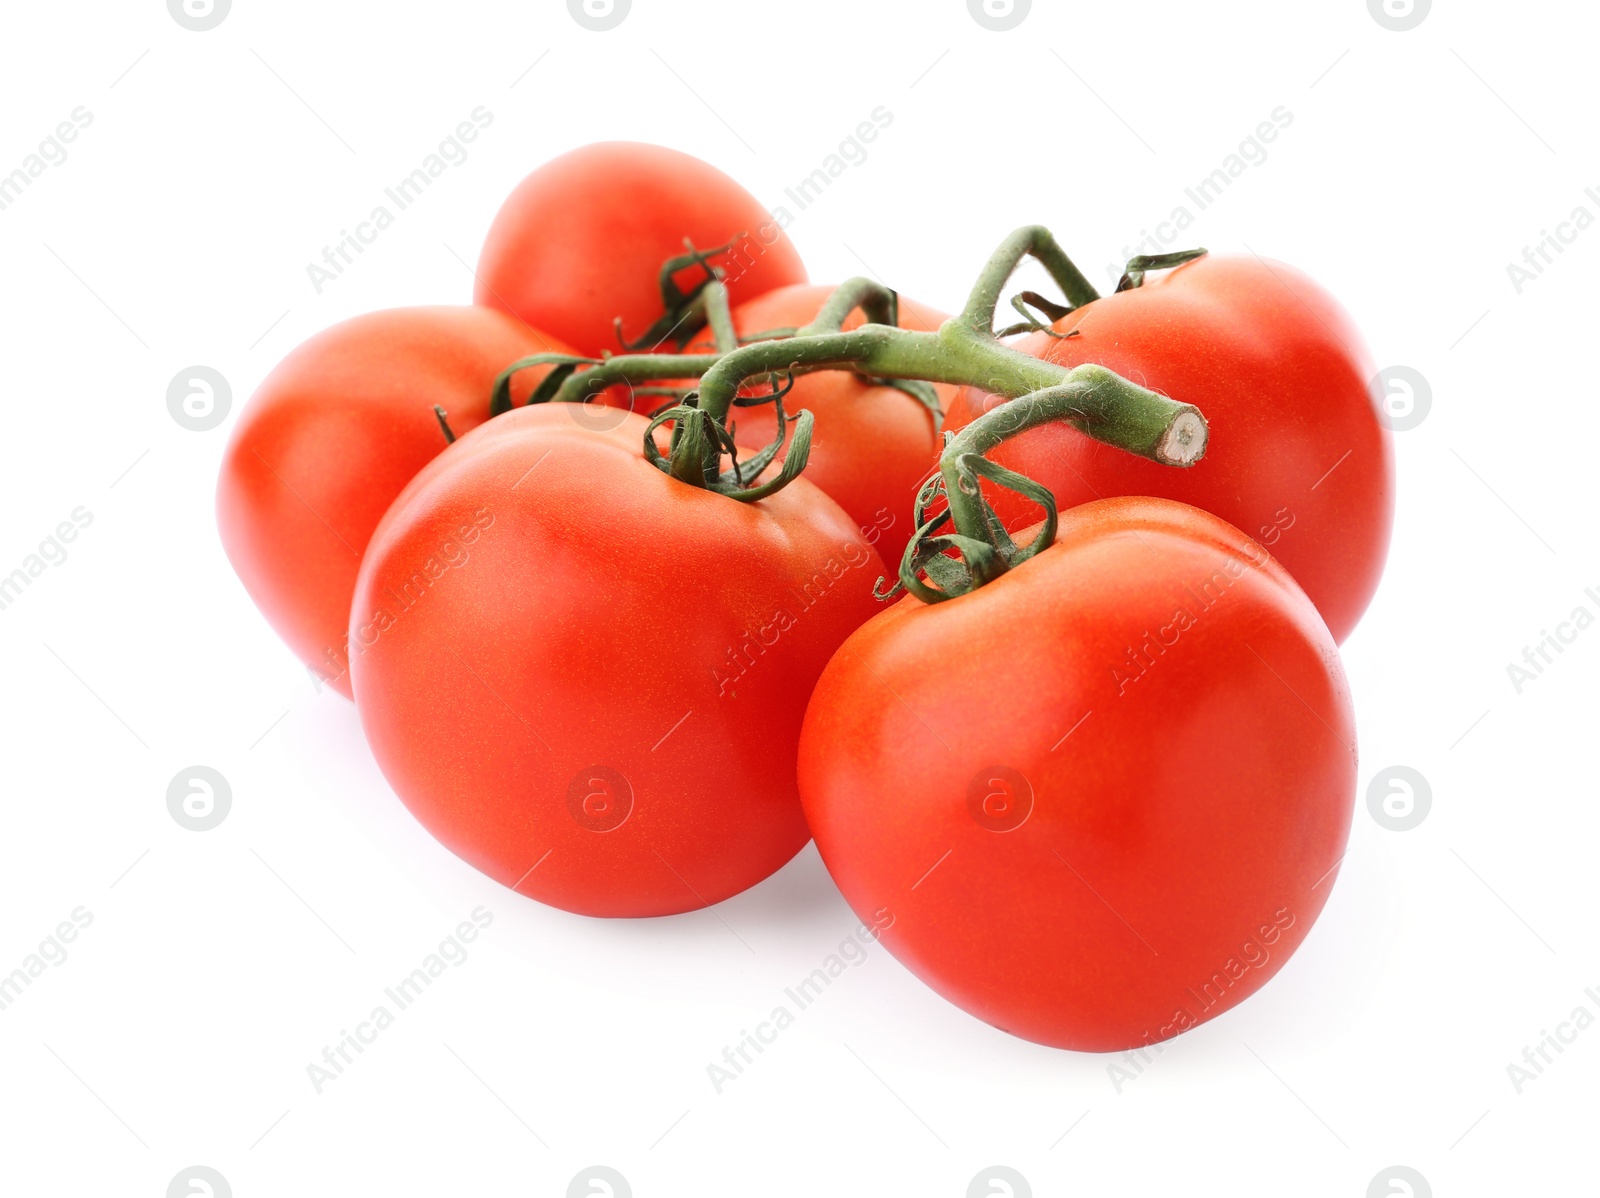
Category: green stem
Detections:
[
  {"x1": 887, "y1": 370, "x2": 1205, "y2": 603},
  {"x1": 551, "y1": 353, "x2": 723, "y2": 405},
  {"x1": 545, "y1": 278, "x2": 899, "y2": 407},
  {"x1": 943, "y1": 365, "x2": 1206, "y2": 473},
  {"x1": 493, "y1": 227, "x2": 1206, "y2": 513},
  {"x1": 703, "y1": 280, "x2": 738, "y2": 353},
  {"x1": 938, "y1": 369, "x2": 1204, "y2": 545},
  {"x1": 956, "y1": 225, "x2": 1100, "y2": 335},
  {"x1": 798, "y1": 277, "x2": 899, "y2": 334},
  {"x1": 691, "y1": 320, "x2": 1195, "y2": 462}
]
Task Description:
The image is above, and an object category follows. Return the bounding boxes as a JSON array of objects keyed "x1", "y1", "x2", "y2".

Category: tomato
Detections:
[
  {"x1": 216, "y1": 306, "x2": 574, "y2": 698},
  {"x1": 798, "y1": 496, "x2": 1356, "y2": 1051},
  {"x1": 678, "y1": 284, "x2": 953, "y2": 567},
  {"x1": 475, "y1": 141, "x2": 808, "y2": 358},
  {"x1": 943, "y1": 255, "x2": 1393, "y2": 642},
  {"x1": 349, "y1": 404, "x2": 885, "y2": 917}
]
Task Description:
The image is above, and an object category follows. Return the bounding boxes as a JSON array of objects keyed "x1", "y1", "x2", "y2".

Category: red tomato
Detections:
[
  {"x1": 349, "y1": 405, "x2": 885, "y2": 917},
  {"x1": 944, "y1": 255, "x2": 1393, "y2": 642},
  {"x1": 798, "y1": 497, "x2": 1356, "y2": 1051},
  {"x1": 217, "y1": 307, "x2": 574, "y2": 698},
  {"x1": 678, "y1": 284, "x2": 953, "y2": 567},
  {"x1": 475, "y1": 142, "x2": 808, "y2": 357}
]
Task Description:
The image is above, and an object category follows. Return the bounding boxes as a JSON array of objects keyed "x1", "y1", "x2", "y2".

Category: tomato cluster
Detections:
[{"x1": 218, "y1": 142, "x2": 1390, "y2": 1052}]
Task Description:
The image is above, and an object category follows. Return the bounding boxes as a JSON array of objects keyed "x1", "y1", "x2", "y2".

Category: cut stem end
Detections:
[{"x1": 1157, "y1": 409, "x2": 1207, "y2": 466}]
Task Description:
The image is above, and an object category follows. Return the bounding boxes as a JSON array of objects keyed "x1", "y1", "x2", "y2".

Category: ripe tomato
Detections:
[
  {"x1": 475, "y1": 142, "x2": 808, "y2": 357},
  {"x1": 217, "y1": 306, "x2": 574, "y2": 698},
  {"x1": 349, "y1": 405, "x2": 884, "y2": 917},
  {"x1": 944, "y1": 255, "x2": 1393, "y2": 642},
  {"x1": 798, "y1": 497, "x2": 1356, "y2": 1051},
  {"x1": 680, "y1": 284, "x2": 953, "y2": 567}
]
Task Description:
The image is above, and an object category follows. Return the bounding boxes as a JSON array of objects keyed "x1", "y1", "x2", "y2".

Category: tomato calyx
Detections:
[
  {"x1": 995, "y1": 290, "x2": 1078, "y2": 338},
  {"x1": 1115, "y1": 247, "x2": 1209, "y2": 293},
  {"x1": 613, "y1": 235, "x2": 743, "y2": 352},
  {"x1": 486, "y1": 243, "x2": 757, "y2": 417},
  {"x1": 644, "y1": 389, "x2": 817, "y2": 501}
]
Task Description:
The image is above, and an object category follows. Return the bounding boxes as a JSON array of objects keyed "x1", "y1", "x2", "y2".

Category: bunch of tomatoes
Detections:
[{"x1": 217, "y1": 141, "x2": 1392, "y2": 1053}]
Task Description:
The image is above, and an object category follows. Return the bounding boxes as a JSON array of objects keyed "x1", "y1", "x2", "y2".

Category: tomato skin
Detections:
[
  {"x1": 797, "y1": 497, "x2": 1356, "y2": 1051},
  {"x1": 682, "y1": 284, "x2": 952, "y2": 568},
  {"x1": 216, "y1": 307, "x2": 574, "y2": 698},
  {"x1": 350, "y1": 405, "x2": 885, "y2": 917},
  {"x1": 475, "y1": 142, "x2": 808, "y2": 357},
  {"x1": 944, "y1": 255, "x2": 1393, "y2": 642}
]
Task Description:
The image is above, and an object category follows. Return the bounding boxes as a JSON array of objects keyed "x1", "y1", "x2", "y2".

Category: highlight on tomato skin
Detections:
[
  {"x1": 797, "y1": 496, "x2": 1357, "y2": 1052},
  {"x1": 944, "y1": 253, "x2": 1394, "y2": 645},
  {"x1": 348, "y1": 405, "x2": 887, "y2": 918},
  {"x1": 215, "y1": 306, "x2": 575, "y2": 699},
  {"x1": 474, "y1": 141, "x2": 809, "y2": 358}
]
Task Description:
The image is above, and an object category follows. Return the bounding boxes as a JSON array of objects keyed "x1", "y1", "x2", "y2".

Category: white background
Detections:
[{"x1": 0, "y1": 1, "x2": 1594, "y2": 1195}]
